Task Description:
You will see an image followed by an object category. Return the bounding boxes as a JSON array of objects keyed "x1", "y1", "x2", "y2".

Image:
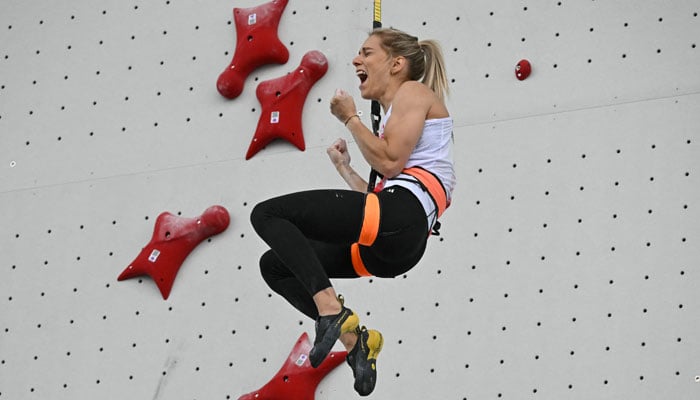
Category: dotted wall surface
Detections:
[{"x1": 2, "y1": 1, "x2": 699, "y2": 399}]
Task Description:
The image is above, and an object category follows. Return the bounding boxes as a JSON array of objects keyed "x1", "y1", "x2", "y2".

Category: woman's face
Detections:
[{"x1": 352, "y1": 34, "x2": 393, "y2": 100}]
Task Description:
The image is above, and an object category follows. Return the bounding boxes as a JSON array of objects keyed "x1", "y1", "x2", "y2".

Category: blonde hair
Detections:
[{"x1": 371, "y1": 28, "x2": 450, "y2": 100}]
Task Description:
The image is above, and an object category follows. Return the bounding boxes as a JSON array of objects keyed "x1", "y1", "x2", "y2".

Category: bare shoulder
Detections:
[
  {"x1": 395, "y1": 81, "x2": 448, "y2": 119},
  {"x1": 393, "y1": 81, "x2": 434, "y2": 113},
  {"x1": 396, "y1": 80, "x2": 434, "y2": 98}
]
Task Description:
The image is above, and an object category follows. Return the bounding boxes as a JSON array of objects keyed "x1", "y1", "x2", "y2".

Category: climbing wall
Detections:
[{"x1": 2, "y1": 0, "x2": 699, "y2": 399}]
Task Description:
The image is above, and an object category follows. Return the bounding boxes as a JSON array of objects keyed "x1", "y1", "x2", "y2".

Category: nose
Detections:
[{"x1": 352, "y1": 54, "x2": 361, "y2": 67}]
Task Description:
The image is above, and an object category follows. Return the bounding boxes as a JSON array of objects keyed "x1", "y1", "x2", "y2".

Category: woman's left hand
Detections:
[
  {"x1": 330, "y1": 89, "x2": 357, "y2": 124},
  {"x1": 326, "y1": 138, "x2": 351, "y2": 168}
]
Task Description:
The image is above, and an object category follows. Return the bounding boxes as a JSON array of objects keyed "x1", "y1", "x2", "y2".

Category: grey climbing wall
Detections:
[{"x1": 2, "y1": 1, "x2": 699, "y2": 399}]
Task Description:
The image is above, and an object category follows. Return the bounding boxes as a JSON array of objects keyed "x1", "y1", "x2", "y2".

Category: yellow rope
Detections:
[{"x1": 373, "y1": 0, "x2": 381, "y2": 24}]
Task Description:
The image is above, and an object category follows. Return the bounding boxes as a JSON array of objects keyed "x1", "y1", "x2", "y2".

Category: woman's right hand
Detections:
[{"x1": 330, "y1": 89, "x2": 357, "y2": 124}]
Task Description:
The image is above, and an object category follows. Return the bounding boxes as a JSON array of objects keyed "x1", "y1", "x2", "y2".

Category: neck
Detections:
[{"x1": 379, "y1": 79, "x2": 406, "y2": 113}]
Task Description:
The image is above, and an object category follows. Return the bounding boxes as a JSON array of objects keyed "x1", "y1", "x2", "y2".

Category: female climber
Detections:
[{"x1": 250, "y1": 27, "x2": 455, "y2": 396}]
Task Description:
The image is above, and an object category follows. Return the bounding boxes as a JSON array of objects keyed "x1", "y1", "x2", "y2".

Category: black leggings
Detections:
[{"x1": 250, "y1": 186, "x2": 428, "y2": 319}]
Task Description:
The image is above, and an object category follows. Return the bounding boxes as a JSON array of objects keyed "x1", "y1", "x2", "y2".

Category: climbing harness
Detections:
[{"x1": 351, "y1": 167, "x2": 449, "y2": 277}]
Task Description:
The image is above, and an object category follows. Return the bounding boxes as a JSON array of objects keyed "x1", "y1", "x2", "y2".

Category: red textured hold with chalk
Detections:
[
  {"x1": 238, "y1": 332, "x2": 347, "y2": 400},
  {"x1": 217, "y1": 0, "x2": 290, "y2": 99},
  {"x1": 117, "y1": 205, "x2": 230, "y2": 300},
  {"x1": 515, "y1": 59, "x2": 532, "y2": 80},
  {"x1": 246, "y1": 50, "x2": 329, "y2": 159}
]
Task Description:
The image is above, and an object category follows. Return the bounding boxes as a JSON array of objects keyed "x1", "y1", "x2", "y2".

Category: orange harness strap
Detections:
[
  {"x1": 401, "y1": 167, "x2": 449, "y2": 218},
  {"x1": 350, "y1": 192, "x2": 380, "y2": 277},
  {"x1": 357, "y1": 192, "x2": 380, "y2": 246},
  {"x1": 350, "y1": 243, "x2": 371, "y2": 277}
]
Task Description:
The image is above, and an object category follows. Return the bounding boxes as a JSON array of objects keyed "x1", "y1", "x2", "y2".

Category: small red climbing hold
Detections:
[{"x1": 515, "y1": 59, "x2": 531, "y2": 80}]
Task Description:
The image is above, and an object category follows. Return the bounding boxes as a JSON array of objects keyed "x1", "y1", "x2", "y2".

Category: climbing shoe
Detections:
[
  {"x1": 309, "y1": 297, "x2": 359, "y2": 368},
  {"x1": 346, "y1": 326, "x2": 384, "y2": 396}
]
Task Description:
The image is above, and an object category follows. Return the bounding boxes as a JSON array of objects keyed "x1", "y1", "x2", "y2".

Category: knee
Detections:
[
  {"x1": 259, "y1": 250, "x2": 282, "y2": 286},
  {"x1": 249, "y1": 200, "x2": 270, "y2": 234},
  {"x1": 249, "y1": 202, "x2": 262, "y2": 230}
]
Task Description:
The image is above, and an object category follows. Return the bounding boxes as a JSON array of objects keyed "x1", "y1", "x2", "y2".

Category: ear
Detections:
[{"x1": 390, "y1": 56, "x2": 407, "y2": 75}]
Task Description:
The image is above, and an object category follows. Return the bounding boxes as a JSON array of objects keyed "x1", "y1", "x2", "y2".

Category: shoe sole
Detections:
[
  {"x1": 310, "y1": 309, "x2": 359, "y2": 368},
  {"x1": 354, "y1": 329, "x2": 383, "y2": 396}
]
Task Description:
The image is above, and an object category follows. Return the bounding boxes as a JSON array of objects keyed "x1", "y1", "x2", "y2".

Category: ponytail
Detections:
[
  {"x1": 419, "y1": 40, "x2": 449, "y2": 101},
  {"x1": 371, "y1": 28, "x2": 450, "y2": 100}
]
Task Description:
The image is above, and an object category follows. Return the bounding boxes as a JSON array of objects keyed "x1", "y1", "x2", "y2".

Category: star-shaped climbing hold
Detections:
[
  {"x1": 117, "y1": 205, "x2": 230, "y2": 299},
  {"x1": 238, "y1": 332, "x2": 347, "y2": 400},
  {"x1": 217, "y1": 0, "x2": 290, "y2": 99},
  {"x1": 245, "y1": 50, "x2": 329, "y2": 159}
]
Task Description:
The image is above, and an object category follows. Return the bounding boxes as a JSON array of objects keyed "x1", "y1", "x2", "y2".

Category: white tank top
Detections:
[{"x1": 378, "y1": 105, "x2": 456, "y2": 231}]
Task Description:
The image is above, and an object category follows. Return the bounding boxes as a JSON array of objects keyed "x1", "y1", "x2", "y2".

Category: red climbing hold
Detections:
[
  {"x1": 238, "y1": 332, "x2": 347, "y2": 400},
  {"x1": 217, "y1": 0, "x2": 290, "y2": 99},
  {"x1": 515, "y1": 59, "x2": 532, "y2": 80},
  {"x1": 245, "y1": 50, "x2": 329, "y2": 159},
  {"x1": 117, "y1": 205, "x2": 230, "y2": 300}
]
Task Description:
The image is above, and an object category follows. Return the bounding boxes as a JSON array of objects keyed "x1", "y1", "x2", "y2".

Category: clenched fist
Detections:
[
  {"x1": 326, "y1": 138, "x2": 351, "y2": 168},
  {"x1": 330, "y1": 89, "x2": 358, "y2": 124}
]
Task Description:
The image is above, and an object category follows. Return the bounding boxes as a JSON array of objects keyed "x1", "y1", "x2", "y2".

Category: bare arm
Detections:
[
  {"x1": 334, "y1": 82, "x2": 433, "y2": 178},
  {"x1": 326, "y1": 138, "x2": 369, "y2": 192}
]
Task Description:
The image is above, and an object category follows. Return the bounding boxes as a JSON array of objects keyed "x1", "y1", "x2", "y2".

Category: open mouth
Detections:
[{"x1": 356, "y1": 70, "x2": 368, "y2": 83}]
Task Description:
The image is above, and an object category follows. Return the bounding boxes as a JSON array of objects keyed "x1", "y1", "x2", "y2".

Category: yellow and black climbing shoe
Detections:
[
  {"x1": 309, "y1": 304, "x2": 359, "y2": 368},
  {"x1": 347, "y1": 326, "x2": 384, "y2": 396}
]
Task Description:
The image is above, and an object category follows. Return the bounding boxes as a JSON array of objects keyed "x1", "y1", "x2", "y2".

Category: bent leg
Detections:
[
  {"x1": 259, "y1": 238, "x2": 362, "y2": 320},
  {"x1": 259, "y1": 249, "x2": 319, "y2": 319},
  {"x1": 251, "y1": 189, "x2": 364, "y2": 294}
]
